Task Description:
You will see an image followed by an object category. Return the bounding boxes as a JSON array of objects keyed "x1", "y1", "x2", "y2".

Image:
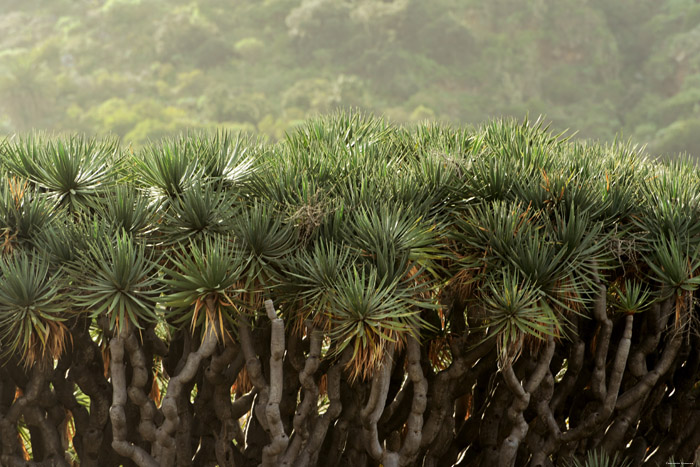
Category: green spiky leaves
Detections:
[
  {"x1": 0, "y1": 113, "x2": 698, "y2": 376},
  {"x1": 1, "y1": 134, "x2": 118, "y2": 210},
  {"x1": 161, "y1": 236, "x2": 244, "y2": 333},
  {"x1": 159, "y1": 182, "x2": 236, "y2": 244},
  {"x1": 0, "y1": 178, "x2": 56, "y2": 251},
  {"x1": 610, "y1": 280, "x2": 652, "y2": 315},
  {"x1": 646, "y1": 236, "x2": 700, "y2": 295},
  {"x1": 482, "y1": 270, "x2": 561, "y2": 368},
  {"x1": 133, "y1": 130, "x2": 258, "y2": 199},
  {"x1": 281, "y1": 240, "x2": 356, "y2": 317},
  {"x1": 0, "y1": 251, "x2": 68, "y2": 365},
  {"x1": 328, "y1": 266, "x2": 426, "y2": 381},
  {"x1": 565, "y1": 449, "x2": 631, "y2": 467},
  {"x1": 72, "y1": 231, "x2": 163, "y2": 334}
]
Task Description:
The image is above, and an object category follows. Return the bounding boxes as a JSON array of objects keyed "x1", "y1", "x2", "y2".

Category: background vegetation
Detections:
[{"x1": 3, "y1": 0, "x2": 700, "y2": 156}]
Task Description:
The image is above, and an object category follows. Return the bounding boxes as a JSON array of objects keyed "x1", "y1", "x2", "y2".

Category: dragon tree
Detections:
[{"x1": 0, "y1": 112, "x2": 697, "y2": 467}]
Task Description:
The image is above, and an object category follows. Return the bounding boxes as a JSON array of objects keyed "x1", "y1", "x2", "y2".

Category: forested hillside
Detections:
[{"x1": 2, "y1": 0, "x2": 700, "y2": 155}]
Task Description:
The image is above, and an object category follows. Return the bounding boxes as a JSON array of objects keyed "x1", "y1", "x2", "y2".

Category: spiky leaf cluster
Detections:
[{"x1": 0, "y1": 113, "x2": 697, "y2": 376}]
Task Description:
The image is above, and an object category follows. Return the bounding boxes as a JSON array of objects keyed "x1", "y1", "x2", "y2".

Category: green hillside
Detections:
[{"x1": 2, "y1": 0, "x2": 700, "y2": 155}]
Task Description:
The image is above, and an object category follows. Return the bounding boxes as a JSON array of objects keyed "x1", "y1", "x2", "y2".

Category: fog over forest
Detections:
[{"x1": 1, "y1": 0, "x2": 700, "y2": 156}]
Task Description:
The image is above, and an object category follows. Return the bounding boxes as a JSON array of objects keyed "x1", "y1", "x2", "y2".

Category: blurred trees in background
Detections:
[{"x1": 1, "y1": 0, "x2": 700, "y2": 156}]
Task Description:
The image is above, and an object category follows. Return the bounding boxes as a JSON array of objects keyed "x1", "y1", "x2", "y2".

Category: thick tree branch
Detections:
[
  {"x1": 281, "y1": 320, "x2": 322, "y2": 465},
  {"x1": 109, "y1": 334, "x2": 158, "y2": 467},
  {"x1": 398, "y1": 335, "x2": 428, "y2": 466},
  {"x1": 360, "y1": 342, "x2": 396, "y2": 463},
  {"x1": 603, "y1": 314, "x2": 634, "y2": 412},
  {"x1": 591, "y1": 284, "x2": 611, "y2": 401},
  {"x1": 297, "y1": 347, "x2": 350, "y2": 467},
  {"x1": 420, "y1": 334, "x2": 495, "y2": 451},
  {"x1": 261, "y1": 299, "x2": 289, "y2": 466},
  {"x1": 154, "y1": 296, "x2": 220, "y2": 466},
  {"x1": 125, "y1": 332, "x2": 158, "y2": 443},
  {"x1": 498, "y1": 336, "x2": 554, "y2": 467},
  {"x1": 615, "y1": 329, "x2": 682, "y2": 411},
  {"x1": 239, "y1": 316, "x2": 271, "y2": 432},
  {"x1": 22, "y1": 404, "x2": 68, "y2": 466}
]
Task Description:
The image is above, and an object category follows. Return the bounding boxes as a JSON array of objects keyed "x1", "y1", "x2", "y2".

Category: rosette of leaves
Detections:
[
  {"x1": 1, "y1": 134, "x2": 118, "y2": 211},
  {"x1": 161, "y1": 236, "x2": 244, "y2": 337},
  {"x1": 457, "y1": 200, "x2": 607, "y2": 316},
  {"x1": 321, "y1": 205, "x2": 442, "y2": 376},
  {"x1": 36, "y1": 202, "x2": 115, "y2": 265},
  {"x1": 250, "y1": 143, "x2": 338, "y2": 247},
  {"x1": 329, "y1": 266, "x2": 423, "y2": 381},
  {"x1": 482, "y1": 270, "x2": 560, "y2": 368},
  {"x1": 645, "y1": 236, "x2": 700, "y2": 326},
  {"x1": 190, "y1": 130, "x2": 259, "y2": 186},
  {"x1": 285, "y1": 111, "x2": 392, "y2": 154},
  {"x1": 610, "y1": 280, "x2": 652, "y2": 315},
  {"x1": 645, "y1": 236, "x2": 700, "y2": 293},
  {"x1": 565, "y1": 449, "x2": 631, "y2": 467},
  {"x1": 636, "y1": 163, "x2": 700, "y2": 242},
  {"x1": 90, "y1": 185, "x2": 156, "y2": 238},
  {"x1": 233, "y1": 201, "x2": 297, "y2": 303},
  {"x1": 384, "y1": 152, "x2": 460, "y2": 218},
  {"x1": 280, "y1": 239, "x2": 356, "y2": 325},
  {"x1": 159, "y1": 181, "x2": 237, "y2": 245},
  {"x1": 132, "y1": 136, "x2": 200, "y2": 199},
  {"x1": 36, "y1": 219, "x2": 83, "y2": 264},
  {"x1": 398, "y1": 122, "x2": 476, "y2": 161},
  {"x1": 0, "y1": 177, "x2": 56, "y2": 252},
  {"x1": 72, "y1": 231, "x2": 163, "y2": 334},
  {"x1": 0, "y1": 251, "x2": 68, "y2": 366},
  {"x1": 347, "y1": 204, "x2": 445, "y2": 280}
]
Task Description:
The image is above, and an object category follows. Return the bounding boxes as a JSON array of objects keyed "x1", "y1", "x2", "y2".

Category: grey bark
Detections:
[
  {"x1": 154, "y1": 296, "x2": 220, "y2": 466},
  {"x1": 261, "y1": 299, "x2": 289, "y2": 466},
  {"x1": 109, "y1": 334, "x2": 158, "y2": 467},
  {"x1": 498, "y1": 335, "x2": 555, "y2": 467}
]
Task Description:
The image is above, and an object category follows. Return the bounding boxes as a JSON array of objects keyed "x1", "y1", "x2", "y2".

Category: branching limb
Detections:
[
  {"x1": 22, "y1": 404, "x2": 68, "y2": 465},
  {"x1": 398, "y1": 335, "x2": 428, "y2": 466},
  {"x1": 559, "y1": 313, "x2": 635, "y2": 445},
  {"x1": 591, "y1": 284, "x2": 611, "y2": 401},
  {"x1": 68, "y1": 329, "x2": 113, "y2": 465},
  {"x1": 529, "y1": 371, "x2": 559, "y2": 467},
  {"x1": 360, "y1": 342, "x2": 396, "y2": 464},
  {"x1": 205, "y1": 343, "x2": 245, "y2": 465},
  {"x1": 261, "y1": 299, "x2": 289, "y2": 466},
  {"x1": 281, "y1": 320, "x2": 322, "y2": 465},
  {"x1": 550, "y1": 333, "x2": 584, "y2": 412},
  {"x1": 602, "y1": 314, "x2": 634, "y2": 413},
  {"x1": 154, "y1": 296, "x2": 220, "y2": 466},
  {"x1": 125, "y1": 332, "x2": 158, "y2": 443},
  {"x1": 420, "y1": 335, "x2": 494, "y2": 451},
  {"x1": 297, "y1": 347, "x2": 351, "y2": 467},
  {"x1": 0, "y1": 364, "x2": 67, "y2": 466},
  {"x1": 600, "y1": 399, "x2": 643, "y2": 452},
  {"x1": 615, "y1": 329, "x2": 682, "y2": 411},
  {"x1": 109, "y1": 334, "x2": 158, "y2": 467},
  {"x1": 239, "y1": 316, "x2": 270, "y2": 432},
  {"x1": 205, "y1": 342, "x2": 239, "y2": 385},
  {"x1": 499, "y1": 336, "x2": 555, "y2": 467}
]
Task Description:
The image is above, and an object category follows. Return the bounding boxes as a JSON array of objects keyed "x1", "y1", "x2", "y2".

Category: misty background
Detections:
[{"x1": 1, "y1": 0, "x2": 699, "y2": 156}]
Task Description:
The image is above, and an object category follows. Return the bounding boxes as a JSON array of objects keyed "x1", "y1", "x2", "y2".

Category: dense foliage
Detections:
[
  {"x1": 0, "y1": 113, "x2": 697, "y2": 466},
  {"x1": 3, "y1": 0, "x2": 700, "y2": 156}
]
